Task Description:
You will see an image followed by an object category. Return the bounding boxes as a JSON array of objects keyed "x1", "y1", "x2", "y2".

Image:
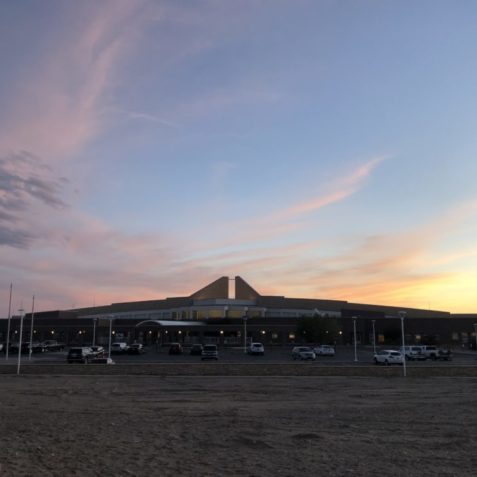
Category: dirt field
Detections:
[{"x1": 1, "y1": 375, "x2": 476, "y2": 476}]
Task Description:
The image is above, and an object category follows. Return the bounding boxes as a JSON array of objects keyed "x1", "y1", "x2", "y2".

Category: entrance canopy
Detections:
[{"x1": 135, "y1": 320, "x2": 206, "y2": 328}]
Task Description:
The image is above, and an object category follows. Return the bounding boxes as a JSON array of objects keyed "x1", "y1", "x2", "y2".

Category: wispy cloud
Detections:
[
  {"x1": 198, "y1": 155, "x2": 388, "y2": 252},
  {"x1": 272, "y1": 156, "x2": 387, "y2": 221},
  {"x1": 0, "y1": 1, "x2": 147, "y2": 159},
  {"x1": 2, "y1": 192, "x2": 477, "y2": 312}
]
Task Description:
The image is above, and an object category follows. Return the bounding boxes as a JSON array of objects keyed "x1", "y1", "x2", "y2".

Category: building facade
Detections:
[{"x1": 1, "y1": 276, "x2": 476, "y2": 348}]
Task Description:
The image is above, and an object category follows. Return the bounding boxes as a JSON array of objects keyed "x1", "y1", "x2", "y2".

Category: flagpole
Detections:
[{"x1": 5, "y1": 283, "x2": 12, "y2": 360}]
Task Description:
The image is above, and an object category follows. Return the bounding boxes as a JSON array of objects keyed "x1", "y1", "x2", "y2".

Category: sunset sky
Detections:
[{"x1": 1, "y1": 0, "x2": 477, "y2": 313}]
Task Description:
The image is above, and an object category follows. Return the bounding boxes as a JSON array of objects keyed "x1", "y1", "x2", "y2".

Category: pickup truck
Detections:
[
  {"x1": 420, "y1": 345, "x2": 452, "y2": 361},
  {"x1": 401, "y1": 346, "x2": 427, "y2": 361}
]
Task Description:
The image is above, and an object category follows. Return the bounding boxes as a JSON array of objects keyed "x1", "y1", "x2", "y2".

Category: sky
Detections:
[{"x1": 1, "y1": 0, "x2": 477, "y2": 314}]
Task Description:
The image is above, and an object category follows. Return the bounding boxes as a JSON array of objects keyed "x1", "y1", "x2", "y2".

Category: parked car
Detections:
[
  {"x1": 90, "y1": 357, "x2": 115, "y2": 365},
  {"x1": 10, "y1": 342, "x2": 46, "y2": 353},
  {"x1": 30, "y1": 342, "x2": 47, "y2": 353},
  {"x1": 111, "y1": 342, "x2": 129, "y2": 354},
  {"x1": 189, "y1": 344, "x2": 204, "y2": 355},
  {"x1": 373, "y1": 350, "x2": 404, "y2": 365},
  {"x1": 41, "y1": 340, "x2": 66, "y2": 351},
  {"x1": 128, "y1": 343, "x2": 146, "y2": 354},
  {"x1": 89, "y1": 346, "x2": 105, "y2": 357},
  {"x1": 67, "y1": 347, "x2": 94, "y2": 364},
  {"x1": 9, "y1": 342, "x2": 31, "y2": 354},
  {"x1": 436, "y1": 348, "x2": 452, "y2": 361},
  {"x1": 248, "y1": 342, "x2": 265, "y2": 356},
  {"x1": 292, "y1": 346, "x2": 316, "y2": 360},
  {"x1": 313, "y1": 345, "x2": 335, "y2": 356},
  {"x1": 418, "y1": 345, "x2": 440, "y2": 360},
  {"x1": 418, "y1": 345, "x2": 452, "y2": 360},
  {"x1": 169, "y1": 343, "x2": 183, "y2": 355},
  {"x1": 201, "y1": 344, "x2": 218, "y2": 360},
  {"x1": 400, "y1": 346, "x2": 426, "y2": 361}
]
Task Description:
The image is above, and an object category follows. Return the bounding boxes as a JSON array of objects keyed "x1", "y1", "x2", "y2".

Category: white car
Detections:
[
  {"x1": 248, "y1": 342, "x2": 265, "y2": 356},
  {"x1": 292, "y1": 346, "x2": 316, "y2": 360},
  {"x1": 313, "y1": 345, "x2": 335, "y2": 356},
  {"x1": 374, "y1": 350, "x2": 404, "y2": 365},
  {"x1": 111, "y1": 342, "x2": 129, "y2": 354},
  {"x1": 400, "y1": 346, "x2": 426, "y2": 361}
]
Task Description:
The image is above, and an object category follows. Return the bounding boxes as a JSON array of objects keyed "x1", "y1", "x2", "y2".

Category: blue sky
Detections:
[{"x1": 1, "y1": 0, "x2": 477, "y2": 312}]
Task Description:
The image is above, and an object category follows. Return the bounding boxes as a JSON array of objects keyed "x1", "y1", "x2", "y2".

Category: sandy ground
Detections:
[{"x1": 1, "y1": 375, "x2": 476, "y2": 477}]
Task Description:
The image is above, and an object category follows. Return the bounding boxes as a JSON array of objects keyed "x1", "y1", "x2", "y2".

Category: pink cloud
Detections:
[
  {"x1": 2, "y1": 196, "x2": 477, "y2": 313},
  {"x1": 274, "y1": 156, "x2": 388, "y2": 221},
  {"x1": 0, "y1": 1, "x2": 146, "y2": 160}
]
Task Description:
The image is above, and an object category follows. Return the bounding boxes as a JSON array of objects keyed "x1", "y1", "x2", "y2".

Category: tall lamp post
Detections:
[
  {"x1": 5, "y1": 283, "x2": 12, "y2": 360},
  {"x1": 92, "y1": 317, "x2": 98, "y2": 347},
  {"x1": 398, "y1": 311, "x2": 407, "y2": 377},
  {"x1": 17, "y1": 307, "x2": 25, "y2": 375},
  {"x1": 352, "y1": 316, "x2": 358, "y2": 362},
  {"x1": 108, "y1": 315, "x2": 114, "y2": 359},
  {"x1": 372, "y1": 319, "x2": 376, "y2": 355},
  {"x1": 28, "y1": 295, "x2": 35, "y2": 361},
  {"x1": 243, "y1": 307, "x2": 248, "y2": 354}
]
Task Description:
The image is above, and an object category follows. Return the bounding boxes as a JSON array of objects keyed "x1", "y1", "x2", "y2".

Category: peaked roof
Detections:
[
  {"x1": 190, "y1": 276, "x2": 229, "y2": 299},
  {"x1": 235, "y1": 276, "x2": 260, "y2": 300},
  {"x1": 189, "y1": 276, "x2": 261, "y2": 300}
]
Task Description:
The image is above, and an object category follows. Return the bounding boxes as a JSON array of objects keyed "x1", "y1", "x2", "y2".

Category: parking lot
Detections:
[{"x1": 7, "y1": 344, "x2": 477, "y2": 367}]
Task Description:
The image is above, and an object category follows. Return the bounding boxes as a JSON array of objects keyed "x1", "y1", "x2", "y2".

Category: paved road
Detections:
[{"x1": 4, "y1": 345, "x2": 477, "y2": 366}]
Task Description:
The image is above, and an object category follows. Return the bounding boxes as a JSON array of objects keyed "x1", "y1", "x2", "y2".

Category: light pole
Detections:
[
  {"x1": 243, "y1": 307, "x2": 248, "y2": 354},
  {"x1": 5, "y1": 283, "x2": 12, "y2": 360},
  {"x1": 372, "y1": 319, "x2": 376, "y2": 355},
  {"x1": 398, "y1": 311, "x2": 407, "y2": 377},
  {"x1": 92, "y1": 317, "x2": 98, "y2": 347},
  {"x1": 108, "y1": 318, "x2": 112, "y2": 358},
  {"x1": 17, "y1": 307, "x2": 25, "y2": 375},
  {"x1": 352, "y1": 316, "x2": 358, "y2": 362},
  {"x1": 28, "y1": 295, "x2": 35, "y2": 361}
]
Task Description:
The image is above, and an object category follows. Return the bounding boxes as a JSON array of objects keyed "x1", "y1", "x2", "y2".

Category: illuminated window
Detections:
[
  {"x1": 228, "y1": 311, "x2": 243, "y2": 318},
  {"x1": 208, "y1": 310, "x2": 223, "y2": 318},
  {"x1": 288, "y1": 333, "x2": 295, "y2": 340}
]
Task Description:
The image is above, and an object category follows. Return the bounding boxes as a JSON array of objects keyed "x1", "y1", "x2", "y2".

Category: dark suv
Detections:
[
  {"x1": 168, "y1": 343, "x2": 183, "y2": 355},
  {"x1": 190, "y1": 344, "x2": 204, "y2": 355},
  {"x1": 67, "y1": 347, "x2": 93, "y2": 364}
]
